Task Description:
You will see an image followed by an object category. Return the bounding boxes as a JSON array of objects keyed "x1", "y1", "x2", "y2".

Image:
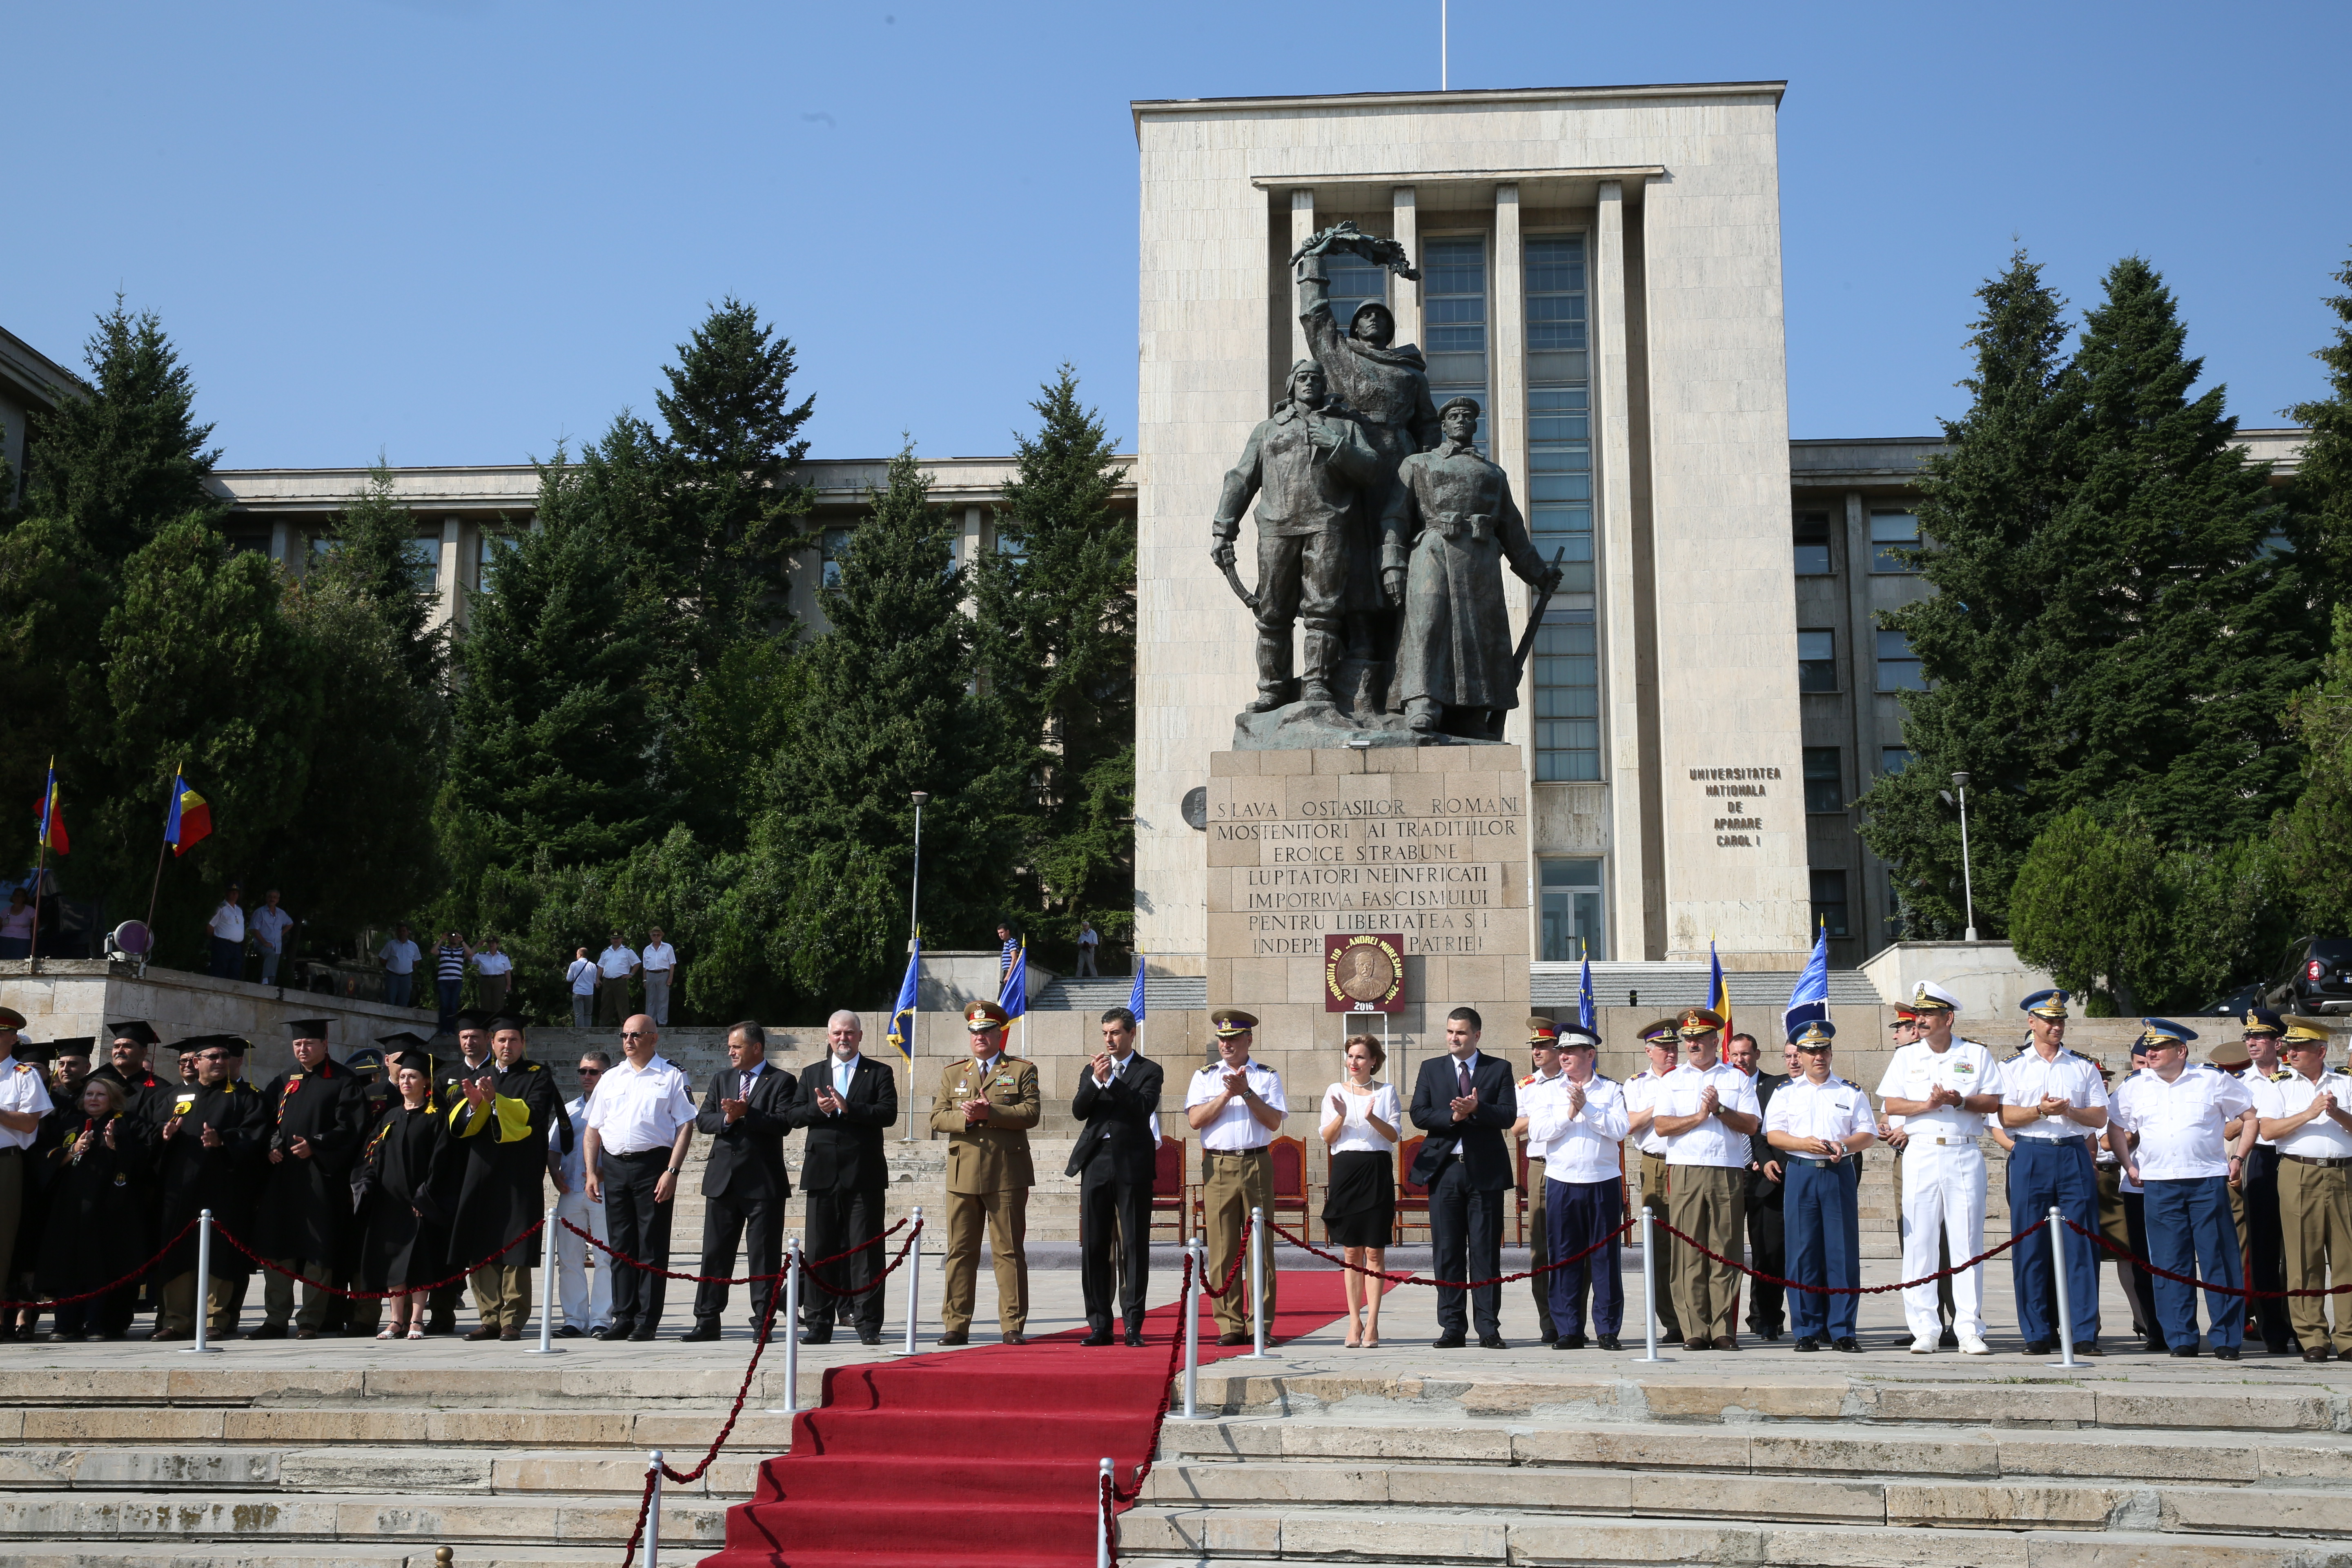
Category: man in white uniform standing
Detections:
[{"x1": 1876, "y1": 980, "x2": 2003, "y2": 1354}]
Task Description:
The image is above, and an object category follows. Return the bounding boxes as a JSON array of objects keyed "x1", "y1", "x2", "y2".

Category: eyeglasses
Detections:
[
  {"x1": 619, "y1": 1030, "x2": 650, "y2": 1039},
  {"x1": 579, "y1": 1066, "x2": 605, "y2": 1076}
]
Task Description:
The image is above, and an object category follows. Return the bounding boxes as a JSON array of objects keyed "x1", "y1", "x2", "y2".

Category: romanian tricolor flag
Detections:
[
  {"x1": 167, "y1": 773, "x2": 212, "y2": 858},
  {"x1": 1707, "y1": 935, "x2": 1732, "y2": 1047},
  {"x1": 33, "y1": 762, "x2": 68, "y2": 855}
]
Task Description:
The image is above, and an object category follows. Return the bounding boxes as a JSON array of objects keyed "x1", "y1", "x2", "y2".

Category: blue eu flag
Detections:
[{"x1": 886, "y1": 933, "x2": 920, "y2": 1064}]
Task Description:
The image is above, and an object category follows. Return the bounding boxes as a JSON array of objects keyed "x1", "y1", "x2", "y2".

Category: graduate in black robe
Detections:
[
  {"x1": 437, "y1": 1018, "x2": 568, "y2": 1339},
  {"x1": 36, "y1": 1075, "x2": 155, "y2": 1339},
  {"x1": 249, "y1": 1020, "x2": 367, "y2": 1339},
  {"x1": 149, "y1": 1036, "x2": 269, "y2": 1340},
  {"x1": 359, "y1": 1051, "x2": 451, "y2": 1336}
]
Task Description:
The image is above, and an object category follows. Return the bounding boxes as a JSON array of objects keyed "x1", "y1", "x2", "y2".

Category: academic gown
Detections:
[
  {"x1": 12, "y1": 1098, "x2": 76, "y2": 1285},
  {"x1": 36, "y1": 1113, "x2": 157, "y2": 1298},
  {"x1": 151, "y1": 1081, "x2": 270, "y2": 1278},
  {"x1": 253, "y1": 1061, "x2": 368, "y2": 1261},
  {"x1": 436, "y1": 1059, "x2": 566, "y2": 1270},
  {"x1": 358, "y1": 1101, "x2": 451, "y2": 1291}
]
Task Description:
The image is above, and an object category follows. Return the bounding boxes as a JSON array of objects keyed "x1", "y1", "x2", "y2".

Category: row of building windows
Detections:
[
  {"x1": 1796, "y1": 627, "x2": 1923, "y2": 692},
  {"x1": 1793, "y1": 508, "x2": 1921, "y2": 575}
]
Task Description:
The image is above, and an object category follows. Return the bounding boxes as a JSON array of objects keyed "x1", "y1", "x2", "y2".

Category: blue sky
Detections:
[{"x1": 7, "y1": 1, "x2": 2347, "y2": 468}]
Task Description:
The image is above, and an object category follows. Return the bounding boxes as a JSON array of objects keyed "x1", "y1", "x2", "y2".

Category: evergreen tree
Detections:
[
  {"x1": 26, "y1": 300, "x2": 221, "y2": 561},
  {"x1": 2276, "y1": 604, "x2": 2352, "y2": 934},
  {"x1": 437, "y1": 452, "x2": 661, "y2": 906},
  {"x1": 2009, "y1": 807, "x2": 2163, "y2": 1013},
  {"x1": 0, "y1": 518, "x2": 112, "y2": 817},
  {"x1": 750, "y1": 449, "x2": 1028, "y2": 1003},
  {"x1": 971, "y1": 367, "x2": 1136, "y2": 967},
  {"x1": 1857, "y1": 253, "x2": 2084, "y2": 935},
  {"x1": 309, "y1": 456, "x2": 445, "y2": 693},
  {"x1": 2286, "y1": 247, "x2": 2352, "y2": 604}
]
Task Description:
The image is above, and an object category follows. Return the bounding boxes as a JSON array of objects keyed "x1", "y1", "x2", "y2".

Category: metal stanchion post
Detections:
[
  {"x1": 524, "y1": 1219, "x2": 561, "y2": 1354},
  {"x1": 1636, "y1": 1206, "x2": 1663, "y2": 1363},
  {"x1": 182, "y1": 1209, "x2": 222, "y2": 1355},
  {"x1": 901, "y1": 1207, "x2": 923, "y2": 1355},
  {"x1": 1245, "y1": 1207, "x2": 1269, "y2": 1359},
  {"x1": 783, "y1": 1237, "x2": 802, "y2": 1412},
  {"x1": 644, "y1": 1450, "x2": 665, "y2": 1568},
  {"x1": 2047, "y1": 1207, "x2": 2078, "y2": 1369},
  {"x1": 1096, "y1": 1455, "x2": 1114, "y2": 1568},
  {"x1": 1183, "y1": 1238, "x2": 1202, "y2": 1418}
]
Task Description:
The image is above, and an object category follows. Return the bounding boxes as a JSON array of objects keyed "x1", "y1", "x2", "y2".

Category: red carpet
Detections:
[{"x1": 700, "y1": 1268, "x2": 1378, "y2": 1567}]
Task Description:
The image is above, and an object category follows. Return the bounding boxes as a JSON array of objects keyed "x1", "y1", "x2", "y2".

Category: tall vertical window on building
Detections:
[
  {"x1": 1422, "y1": 235, "x2": 1488, "y2": 451},
  {"x1": 477, "y1": 532, "x2": 511, "y2": 596},
  {"x1": 1523, "y1": 233, "x2": 1598, "y2": 783},
  {"x1": 821, "y1": 527, "x2": 853, "y2": 589},
  {"x1": 1323, "y1": 243, "x2": 1390, "y2": 339},
  {"x1": 1792, "y1": 510, "x2": 1832, "y2": 575},
  {"x1": 1810, "y1": 869, "x2": 1851, "y2": 939},
  {"x1": 1875, "y1": 628, "x2": 1924, "y2": 691},
  {"x1": 1881, "y1": 746, "x2": 1913, "y2": 775},
  {"x1": 1539, "y1": 858, "x2": 1606, "y2": 961},
  {"x1": 1802, "y1": 748, "x2": 1844, "y2": 813},
  {"x1": 1797, "y1": 628, "x2": 1838, "y2": 692},
  {"x1": 1870, "y1": 510, "x2": 1921, "y2": 573}
]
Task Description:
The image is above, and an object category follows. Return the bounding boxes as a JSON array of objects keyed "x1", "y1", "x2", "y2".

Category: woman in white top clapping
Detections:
[{"x1": 1319, "y1": 1034, "x2": 1402, "y2": 1348}]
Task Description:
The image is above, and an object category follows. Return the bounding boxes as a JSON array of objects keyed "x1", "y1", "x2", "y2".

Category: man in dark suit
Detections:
[
  {"x1": 683, "y1": 1022, "x2": 799, "y2": 1341},
  {"x1": 787, "y1": 1009, "x2": 900, "y2": 1345},
  {"x1": 1732, "y1": 1031, "x2": 1790, "y2": 1341},
  {"x1": 1068, "y1": 1006, "x2": 1163, "y2": 1346},
  {"x1": 1409, "y1": 1006, "x2": 1519, "y2": 1348}
]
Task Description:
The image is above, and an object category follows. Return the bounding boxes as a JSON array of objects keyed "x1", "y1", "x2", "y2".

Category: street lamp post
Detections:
[
  {"x1": 1952, "y1": 771, "x2": 1978, "y2": 942},
  {"x1": 909, "y1": 791, "x2": 929, "y2": 946}
]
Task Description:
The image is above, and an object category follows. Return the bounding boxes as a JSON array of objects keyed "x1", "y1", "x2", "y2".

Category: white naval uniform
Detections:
[{"x1": 1876, "y1": 1036, "x2": 2004, "y2": 1340}]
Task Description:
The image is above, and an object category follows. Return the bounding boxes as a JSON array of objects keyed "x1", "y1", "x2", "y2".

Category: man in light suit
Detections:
[
  {"x1": 1409, "y1": 1006, "x2": 1519, "y2": 1348},
  {"x1": 1069, "y1": 1005, "x2": 1163, "y2": 1346},
  {"x1": 682, "y1": 1021, "x2": 798, "y2": 1341},
  {"x1": 787, "y1": 1010, "x2": 900, "y2": 1346},
  {"x1": 930, "y1": 1000, "x2": 1040, "y2": 1345}
]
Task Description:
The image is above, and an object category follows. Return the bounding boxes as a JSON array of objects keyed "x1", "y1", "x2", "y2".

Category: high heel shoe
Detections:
[
  {"x1": 405, "y1": 1323, "x2": 425, "y2": 1341},
  {"x1": 376, "y1": 1325, "x2": 396, "y2": 1340}
]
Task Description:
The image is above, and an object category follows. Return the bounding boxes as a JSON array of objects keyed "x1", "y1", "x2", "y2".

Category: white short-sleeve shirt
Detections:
[
  {"x1": 473, "y1": 950, "x2": 514, "y2": 977},
  {"x1": 1657, "y1": 1061, "x2": 1761, "y2": 1168},
  {"x1": 597, "y1": 945, "x2": 640, "y2": 980},
  {"x1": 2272, "y1": 1071, "x2": 2352, "y2": 1158},
  {"x1": 249, "y1": 906, "x2": 294, "y2": 952},
  {"x1": 0, "y1": 1057, "x2": 55, "y2": 1151},
  {"x1": 1186, "y1": 1060, "x2": 1287, "y2": 1152},
  {"x1": 1623, "y1": 1069, "x2": 1670, "y2": 1157},
  {"x1": 1524, "y1": 1073, "x2": 1628, "y2": 1183},
  {"x1": 377, "y1": 938, "x2": 420, "y2": 975},
  {"x1": 209, "y1": 902, "x2": 246, "y2": 942},
  {"x1": 2240, "y1": 1069, "x2": 2286, "y2": 1147},
  {"x1": 640, "y1": 942, "x2": 677, "y2": 973},
  {"x1": 2000, "y1": 1047, "x2": 2109, "y2": 1141},
  {"x1": 1876, "y1": 1038, "x2": 2003, "y2": 1138},
  {"x1": 1765, "y1": 1073, "x2": 1877, "y2": 1152},
  {"x1": 2111, "y1": 1065, "x2": 2255, "y2": 1181},
  {"x1": 567, "y1": 958, "x2": 598, "y2": 996},
  {"x1": 584, "y1": 1054, "x2": 697, "y2": 1156},
  {"x1": 1319, "y1": 1080, "x2": 1401, "y2": 1155}
]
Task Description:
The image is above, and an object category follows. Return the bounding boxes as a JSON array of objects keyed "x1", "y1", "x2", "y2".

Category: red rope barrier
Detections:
[
  {"x1": 213, "y1": 1217, "x2": 548, "y2": 1301},
  {"x1": 2063, "y1": 1216, "x2": 2352, "y2": 1299},
  {"x1": 1101, "y1": 1467, "x2": 1119, "y2": 1566},
  {"x1": 800, "y1": 1224, "x2": 924, "y2": 1299},
  {"x1": 1268, "y1": 1216, "x2": 1634, "y2": 1290},
  {"x1": 0, "y1": 1217, "x2": 197, "y2": 1310},
  {"x1": 1648, "y1": 1217, "x2": 2029, "y2": 1295},
  {"x1": 1195, "y1": 1218, "x2": 1252, "y2": 1299},
  {"x1": 562, "y1": 1216, "x2": 909, "y2": 1288}
]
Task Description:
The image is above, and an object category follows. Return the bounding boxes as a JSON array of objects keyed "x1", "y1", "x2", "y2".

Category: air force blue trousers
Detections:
[
  {"x1": 2007, "y1": 1138, "x2": 2101, "y2": 1346},
  {"x1": 1544, "y1": 1176, "x2": 1623, "y2": 1336},
  {"x1": 2145, "y1": 1175, "x2": 2244, "y2": 1350},
  {"x1": 1784, "y1": 1158, "x2": 1861, "y2": 1341}
]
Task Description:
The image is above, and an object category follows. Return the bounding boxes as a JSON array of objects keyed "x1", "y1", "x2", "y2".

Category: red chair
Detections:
[
  {"x1": 1394, "y1": 1135, "x2": 1430, "y2": 1244},
  {"x1": 1150, "y1": 1138, "x2": 1189, "y2": 1244},
  {"x1": 1269, "y1": 1135, "x2": 1312, "y2": 1239}
]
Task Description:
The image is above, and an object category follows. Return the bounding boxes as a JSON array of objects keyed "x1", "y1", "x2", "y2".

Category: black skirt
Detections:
[{"x1": 1322, "y1": 1149, "x2": 1395, "y2": 1247}]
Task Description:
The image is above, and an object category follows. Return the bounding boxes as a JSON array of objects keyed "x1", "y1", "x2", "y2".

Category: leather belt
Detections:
[
  {"x1": 2283, "y1": 1153, "x2": 2352, "y2": 1169},
  {"x1": 1425, "y1": 512, "x2": 1494, "y2": 543}
]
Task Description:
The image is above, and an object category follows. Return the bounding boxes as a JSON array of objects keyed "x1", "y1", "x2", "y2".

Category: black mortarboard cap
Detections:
[
  {"x1": 283, "y1": 1018, "x2": 332, "y2": 1041},
  {"x1": 107, "y1": 1020, "x2": 161, "y2": 1046}
]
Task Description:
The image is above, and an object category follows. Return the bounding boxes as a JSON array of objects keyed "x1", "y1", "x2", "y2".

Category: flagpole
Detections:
[
  {"x1": 142, "y1": 759, "x2": 180, "y2": 953},
  {"x1": 28, "y1": 757, "x2": 52, "y2": 976}
]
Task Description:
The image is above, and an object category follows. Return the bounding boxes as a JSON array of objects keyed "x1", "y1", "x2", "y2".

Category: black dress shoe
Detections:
[
  {"x1": 247, "y1": 1323, "x2": 289, "y2": 1340},
  {"x1": 591, "y1": 1325, "x2": 624, "y2": 1341},
  {"x1": 425, "y1": 1313, "x2": 458, "y2": 1336},
  {"x1": 679, "y1": 1322, "x2": 721, "y2": 1343},
  {"x1": 1940, "y1": 1327, "x2": 1959, "y2": 1348},
  {"x1": 799, "y1": 1327, "x2": 832, "y2": 1344},
  {"x1": 2170, "y1": 1345, "x2": 2200, "y2": 1358},
  {"x1": 2305, "y1": 1348, "x2": 2336, "y2": 1363},
  {"x1": 2023, "y1": 1339, "x2": 2054, "y2": 1356},
  {"x1": 1479, "y1": 1334, "x2": 1508, "y2": 1350},
  {"x1": 2072, "y1": 1341, "x2": 2103, "y2": 1357},
  {"x1": 627, "y1": 1329, "x2": 657, "y2": 1342},
  {"x1": 1124, "y1": 1328, "x2": 1145, "y2": 1348},
  {"x1": 2214, "y1": 1345, "x2": 2240, "y2": 1361},
  {"x1": 1683, "y1": 1338, "x2": 1711, "y2": 1352},
  {"x1": 1431, "y1": 1333, "x2": 1466, "y2": 1349},
  {"x1": 1001, "y1": 1332, "x2": 1027, "y2": 1345},
  {"x1": 555, "y1": 1325, "x2": 584, "y2": 1339},
  {"x1": 1793, "y1": 1334, "x2": 1822, "y2": 1352},
  {"x1": 1552, "y1": 1332, "x2": 1587, "y2": 1350},
  {"x1": 1832, "y1": 1337, "x2": 1860, "y2": 1353},
  {"x1": 1756, "y1": 1328, "x2": 1783, "y2": 1341},
  {"x1": 1081, "y1": 1329, "x2": 1115, "y2": 1347},
  {"x1": 860, "y1": 1331, "x2": 884, "y2": 1346},
  {"x1": 2144, "y1": 1337, "x2": 2168, "y2": 1354},
  {"x1": 463, "y1": 1326, "x2": 501, "y2": 1342},
  {"x1": 1597, "y1": 1334, "x2": 1622, "y2": 1352},
  {"x1": 938, "y1": 1330, "x2": 970, "y2": 1346},
  {"x1": 1215, "y1": 1331, "x2": 1250, "y2": 1347}
]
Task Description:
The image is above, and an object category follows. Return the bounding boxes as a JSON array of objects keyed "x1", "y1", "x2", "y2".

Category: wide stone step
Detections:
[
  {"x1": 1113, "y1": 1514, "x2": 2352, "y2": 1567},
  {"x1": 2, "y1": 1489, "x2": 731, "y2": 1550},
  {"x1": 3, "y1": 1403, "x2": 795, "y2": 1452},
  {"x1": 10, "y1": 1549, "x2": 615, "y2": 1568},
  {"x1": 0, "y1": 1442, "x2": 763, "y2": 1496}
]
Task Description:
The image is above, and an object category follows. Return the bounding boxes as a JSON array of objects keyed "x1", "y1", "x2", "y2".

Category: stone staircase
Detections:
[{"x1": 1120, "y1": 1365, "x2": 2352, "y2": 1565}]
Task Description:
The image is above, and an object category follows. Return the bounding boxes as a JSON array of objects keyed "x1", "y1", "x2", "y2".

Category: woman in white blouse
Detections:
[{"x1": 1319, "y1": 1034, "x2": 1401, "y2": 1348}]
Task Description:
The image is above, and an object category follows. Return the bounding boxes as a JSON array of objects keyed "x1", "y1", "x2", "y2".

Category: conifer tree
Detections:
[
  {"x1": 971, "y1": 367, "x2": 1136, "y2": 967},
  {"x1": 26, "y1": 299, "x2": 221, "y2": 561},
  {"x1": 751, "y1": 449, "x2": 1028, "y2": 1002},
  {"x1": 2286, "y1": 247, "x2": 2352, "y2": 605},
  {"x1": 309, "y1": 455, "x2": 445, "y2": 693},
  {"x1": 2276, "y1": 604, "x2": 2352, "y2": 934}
]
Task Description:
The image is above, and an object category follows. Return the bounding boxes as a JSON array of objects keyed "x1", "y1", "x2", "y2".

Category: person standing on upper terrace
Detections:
[
  {"x1": 1998, "y1": 990, "x2": 2109, "y2": 1358},
  {"x1": 2109, "y1": 1019, "x2": 2254, "y2": 1361},
  {"x1": 1876, "y1": 981, "x2": 2003, "y2": 1356},
  {"x1": 1651, "y1": 1007, "x2": 1761, "y2": 1352},
  {"x1": 2261, "y1": 1018, "x2": 2352, "y2": 1363}
]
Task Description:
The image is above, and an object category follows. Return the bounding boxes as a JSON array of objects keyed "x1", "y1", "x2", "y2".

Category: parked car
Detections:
[
  {"x1": 2261, "y1": 935, "x2": 2352, "y2": 1016},
  {"x1": 2197, "y1": 981, "x2": 2265, "y2": 1018}
]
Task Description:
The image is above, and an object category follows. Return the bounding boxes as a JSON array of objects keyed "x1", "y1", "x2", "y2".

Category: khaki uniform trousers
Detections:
[
  {"x1": 1637, "y1": 1150, "x2": 1683, "y2": 1340},
  {"x1": 1200, "y1": 1148, "x2": 1277, "y2": 1337},
  {"x1": 1666, "y1": 1163, "x2": 1746, "y2": 1342},
  {"x1": 2280, "y1": 1157, "x2": 2352, "y2": 1354},
  {"x1": 1526, "y1": 1156, "x2": 1555, "y2": 1339},
  {"x1": 469, "y1": 1264, "x2": 532, "y2": 1334},
  {"x1": 942, "y1": 1187, "x2": 1029, "y2": 1336},
  {"x1": 158, "y1": 1272, "x2": 236, "y2": 1336},
  {"x1": 262, "y1": 1259, "x2": 337, "y2": 1330}
]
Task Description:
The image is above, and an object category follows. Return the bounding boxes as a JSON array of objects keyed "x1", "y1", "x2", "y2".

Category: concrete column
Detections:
[
  {"x1": 962, "y1": 505, "x2": 984, "y2": 572},
  {"x1": 268, "y1": 520, "x2": 296, "y2": 573},
  {"x1": 1592, "y1": 180, "x2": 1646, "y2": 964},
  {"x1": 435, "y1": 516, "x2": 463, "y2": 631},
  {"x1": 1290, "y1": 189, "x2": 1317, "y2": 365},
  {"x1": 1844, "y1": 487, "x2": 1881, "y2": 939},
  {"x1": 1390, "y1": 185, "x2": 1422, "y2": 348}
]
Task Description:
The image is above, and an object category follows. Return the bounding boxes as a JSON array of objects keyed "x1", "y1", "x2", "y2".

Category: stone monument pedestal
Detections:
[{"x1": 1205, "y1": 745, "x2": 1531, "y2": 1095}]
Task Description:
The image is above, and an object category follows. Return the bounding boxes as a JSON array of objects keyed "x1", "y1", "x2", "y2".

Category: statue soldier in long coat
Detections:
[{"x1": 1381, "y1": 397, "x2": 1561, "y2": 733}]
